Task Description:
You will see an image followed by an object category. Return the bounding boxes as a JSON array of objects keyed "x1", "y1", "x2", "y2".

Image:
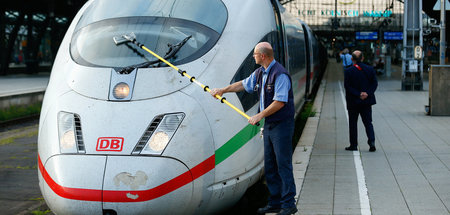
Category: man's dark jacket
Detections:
[
  {"x1": 344, "y1": 62, "x2": 378, "y2": 109},
  {"x1": 254, "y1": 61, "x2": 295, "y2": 123}
]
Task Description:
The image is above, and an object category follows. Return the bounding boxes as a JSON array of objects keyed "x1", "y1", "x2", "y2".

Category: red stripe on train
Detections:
[{"x1": 38, "y1": 154, "x2": 215, "y2": 202}]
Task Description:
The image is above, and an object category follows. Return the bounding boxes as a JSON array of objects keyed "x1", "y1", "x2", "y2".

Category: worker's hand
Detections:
[
  {"x1": 248, "y1": 114, "x2": 263, "y2": 125},
  {"x1": 210, "y1": 88, "x2": 224, "y2": 99},
  {"x1": 360, "y1": 92, "x2": 368, "y2": 100}
]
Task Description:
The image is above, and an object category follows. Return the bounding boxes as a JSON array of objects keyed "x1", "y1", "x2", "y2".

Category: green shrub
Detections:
[
  {"x1": 0, "y1": 102, "x2": 42, "y2": 122},
  {"x1": 300, "y1": 102, "x2": 316, "y2": 120}
]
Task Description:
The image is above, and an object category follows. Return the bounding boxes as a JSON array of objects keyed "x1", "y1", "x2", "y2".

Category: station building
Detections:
[
  {"x1": 284, "y1": 0, "x2": 441, "y2": 68},
  {"x1": 1, "y1": 0, "x2": 446, "y2": 76}
]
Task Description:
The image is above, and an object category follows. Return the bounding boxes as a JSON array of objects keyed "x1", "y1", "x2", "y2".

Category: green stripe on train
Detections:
[{"x1": 214, "y1": 119, "x2": 264, "y2": 165}]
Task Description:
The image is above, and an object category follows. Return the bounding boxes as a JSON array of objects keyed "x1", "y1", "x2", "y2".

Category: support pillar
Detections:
[
  {"x1": 402, "y1": 0, "x2": 423, "y2": 90},
  {"x1": 0, "y1": 9, "x2": 6, "y2": 76}
]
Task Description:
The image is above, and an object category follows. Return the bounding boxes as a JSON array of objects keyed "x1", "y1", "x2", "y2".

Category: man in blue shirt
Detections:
[
  {"x1": 340, "y1": 48, "x2": 353, "y2": 69},
  {"x1": 210, "y1": 42, "x2": 297, "y2": 215}
]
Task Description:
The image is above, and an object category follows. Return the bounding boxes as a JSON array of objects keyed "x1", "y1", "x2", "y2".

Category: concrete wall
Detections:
[{"x1": 0, "y1": 91, "x2": 44, "y2": 110}]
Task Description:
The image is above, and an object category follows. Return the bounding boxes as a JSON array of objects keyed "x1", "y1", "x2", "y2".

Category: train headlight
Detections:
[
  {"x1": 113, "y1": 82, "x2": 130, "y2": 99},
  {"x1": 139, "y1": 113, "x2": 185, "y2": 155},
  {"x1": 61, "y1": 130, "x2": 76, "y2": 150},
  {"x1": 149, "y1": 131, "x2": 170, "y2": 151},
  {"x1": 58, "y1": 112, "x2": 78, "y2": 153}
]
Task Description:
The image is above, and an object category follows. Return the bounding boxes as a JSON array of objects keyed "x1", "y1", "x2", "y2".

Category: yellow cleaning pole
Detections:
[
  {"x1": 141, "y1": 46, "x2": 250, "y2": 119},
  {"x1": 120, "y1": 33, "x2": 255, "y2": 124}
]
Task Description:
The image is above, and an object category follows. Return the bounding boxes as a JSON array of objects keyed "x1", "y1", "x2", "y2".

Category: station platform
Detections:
[
  {"x1": 292, "y1": 60, "x2": 450, "y2": 215},
  {"x1": 0, "y1": 73, "x2": 49, "y2": 97},
  {"x1": 2, "y1": 62, "x2": 450, "y2": 215},
  {"x1": 0, "y1": 72, "x2": 49, "y2": 110}
]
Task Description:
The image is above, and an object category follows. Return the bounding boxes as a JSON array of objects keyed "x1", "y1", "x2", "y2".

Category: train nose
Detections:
[
  {"x1": 102, "y1": 156, "x2": 194, "y2": 214},
  {"x1": 39, "y1": 155, "x2": 194, "y2": 215}
]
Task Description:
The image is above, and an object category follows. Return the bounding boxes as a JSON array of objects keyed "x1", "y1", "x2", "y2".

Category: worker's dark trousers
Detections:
[
  {"x1": 263, "y1": 118, "x2": 296, "y2": 209},
  {"x1": 348, "y1": 104, "x2": 375, "y2": 147}
]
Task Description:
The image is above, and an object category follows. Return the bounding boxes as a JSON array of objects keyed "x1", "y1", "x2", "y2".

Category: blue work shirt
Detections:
[
  {"x1": 341, "y1": 53, "x2": 352, "y2": 67},
  {"x1": 242, "y1": 59, "x2": 291, "y2": 111}
]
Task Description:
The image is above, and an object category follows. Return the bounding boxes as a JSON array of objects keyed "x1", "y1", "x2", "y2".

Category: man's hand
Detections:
[
  {"x1": 209, "y1": 81, "x2": 245, "y2": 99},
  {"x1": 210, "y1": 88, "x2": 224, "y2": 99},
  {"x1": 250, "y1": 101, "x2": 285, "y2": 125},
  {"x1": 360, "y1": 92, "x2": 368, "y2": 100},
  {"x1": 248, "y1": 113, "x2": 263, "y2": 125}
]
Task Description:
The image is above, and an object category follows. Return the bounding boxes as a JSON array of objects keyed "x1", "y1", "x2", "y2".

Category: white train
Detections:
[{"x1": 37, "y1": 0, "x2": 326, "y2": 214}]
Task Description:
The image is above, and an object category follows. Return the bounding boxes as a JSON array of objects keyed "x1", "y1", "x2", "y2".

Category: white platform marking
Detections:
[{"x1": 339, "y1": 81, "x2": 372, "y2": 215}]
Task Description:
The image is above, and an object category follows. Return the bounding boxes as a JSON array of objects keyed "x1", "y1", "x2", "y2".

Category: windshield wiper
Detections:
[
  {"x1": 117, "y1": 35, "x2": 192, "y2": 74},
  {"x1": 164, "y1": 35, "x2": 192, "y2": 62}
]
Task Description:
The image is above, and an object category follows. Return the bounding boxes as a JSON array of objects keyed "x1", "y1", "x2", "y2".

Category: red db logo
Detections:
[{"x1": 96, "y1": 137, "x2": 124, "y2": 151}]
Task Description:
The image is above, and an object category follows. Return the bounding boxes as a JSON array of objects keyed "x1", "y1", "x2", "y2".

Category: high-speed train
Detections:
[{"x1": 37, "y1": 0, "x2": 327, "y2": 214}]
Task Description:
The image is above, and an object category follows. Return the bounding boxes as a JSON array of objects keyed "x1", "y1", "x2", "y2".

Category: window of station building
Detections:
[
  {"x1": 231, "y1": 32, "x2": 280, "y2": 112},
  {"x1": 70, "y1": 0, "x2": 227, "y2": 68}
]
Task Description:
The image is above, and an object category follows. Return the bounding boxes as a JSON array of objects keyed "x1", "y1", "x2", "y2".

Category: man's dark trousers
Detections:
[
  {"x1": 263, "y1": 118, "x2": 296, "y2": 209},
  {"x1": 348, "y1": 104, "x2": 375, "y2": 147},
  {"x1": 344, "y1": 62, "x2": 377, "y2": 147}
]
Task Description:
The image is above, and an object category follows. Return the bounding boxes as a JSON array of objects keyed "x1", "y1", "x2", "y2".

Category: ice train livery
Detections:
[{"x1": 37, "y1": 0, "x2": 327, "y2": 214}]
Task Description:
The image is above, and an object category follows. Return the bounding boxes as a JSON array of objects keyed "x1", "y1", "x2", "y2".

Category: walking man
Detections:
[
  {"x1": 344, "y1": 50, "x2": 378, "y2": 152},
  {"x1": 340, "y1": 48, "x2": 353, "y2": 69},
  {"x1": 210, "y1": 42, "x2": 297, "y2": 215}
]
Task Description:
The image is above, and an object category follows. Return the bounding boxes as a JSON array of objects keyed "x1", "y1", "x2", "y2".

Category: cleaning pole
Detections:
[{"x1": 113, "y1": 32, "x2": 259, "y2": 126}]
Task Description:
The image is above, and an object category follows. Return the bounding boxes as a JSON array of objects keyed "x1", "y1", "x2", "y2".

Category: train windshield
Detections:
[{"x1": 70, "y1": 0, "x2": 227, "y2": 68}]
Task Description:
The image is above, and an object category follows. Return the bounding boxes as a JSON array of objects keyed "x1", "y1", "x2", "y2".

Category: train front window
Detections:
[{"x1": 70, "y1": 0, "x2": 227, "y2": 68}]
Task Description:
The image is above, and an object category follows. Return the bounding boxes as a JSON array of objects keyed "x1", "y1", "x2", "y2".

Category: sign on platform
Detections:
[
  {"x1": 409, "y1": 60, "x2": 418, "y2": 72},
  {"x1": 433, "y1": 0, "x2": 450, "y2": 10},
  {"x1": 414, "y1": 46, "x2": 423, "y2": 60}
]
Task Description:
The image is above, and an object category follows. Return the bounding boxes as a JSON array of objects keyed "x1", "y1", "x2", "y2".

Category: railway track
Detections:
[{"x1": 0, "y1": 114, "x2": 40, "y2": 132}]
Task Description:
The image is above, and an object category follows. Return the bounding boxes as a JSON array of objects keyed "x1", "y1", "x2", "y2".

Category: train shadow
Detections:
[{"x1": 218, "y1": 179, "x2": 270, "y2": 215}]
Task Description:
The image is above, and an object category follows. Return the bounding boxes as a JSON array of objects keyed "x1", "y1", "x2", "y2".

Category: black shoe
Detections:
[
  {"x1": 276, "y1": 207, "x2": 298, "y2": 215},
  {"x1": 345, "y1": 146, "x2": 358, "y2": 151},
  {"x1": 257, "y1": 205, "x2": 281, "y2": 214},
  {"x1": 369, "y1": 146, "x2": 376, "y2": 152}
]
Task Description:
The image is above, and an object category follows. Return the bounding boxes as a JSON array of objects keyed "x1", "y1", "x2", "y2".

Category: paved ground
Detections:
[
  {"x1": 0, "y1": 123, "x2": 48, "y2": 215},
  {"x1": 293, "y1": 60, "x2": 450, "y2": 215}
]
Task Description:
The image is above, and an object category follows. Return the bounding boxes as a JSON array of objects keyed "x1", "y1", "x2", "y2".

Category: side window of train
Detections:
[
  {"x1": 231, "y1": 32, "x2": 280, "y2": 112},
  {"x1": 285, "y1": 26, "x2": 306, "y2": 76},
  {"x1": 231, "y1": 51, "x2": 259, "y2": 112}
]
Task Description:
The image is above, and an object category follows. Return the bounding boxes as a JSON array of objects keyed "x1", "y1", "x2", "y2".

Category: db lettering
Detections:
[{"x1": 96, "y1": 137, "x2": 124, "y2": 151}]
